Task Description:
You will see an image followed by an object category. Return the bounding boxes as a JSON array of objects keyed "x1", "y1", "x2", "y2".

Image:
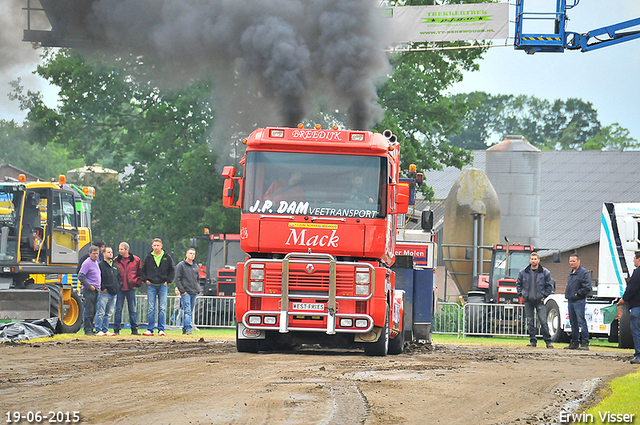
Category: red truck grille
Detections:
[{"x1": 264, "y1": 266, "x2": 354, "y2": 294}]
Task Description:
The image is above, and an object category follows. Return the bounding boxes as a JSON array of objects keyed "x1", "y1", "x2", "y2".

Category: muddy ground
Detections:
[{"x1": 0, "y1": 337, "x2": 637, "y2": 425}]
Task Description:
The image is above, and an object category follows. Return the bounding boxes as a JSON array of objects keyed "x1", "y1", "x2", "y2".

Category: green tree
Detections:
[
  {"x1": 583, "y1": 123, "x2": 639, "y2": 151},
  {"x1": 374, "y1": 1, "x2": 495, "y2": 199},
  {"x1": 0, "y1": 117, "x2": 83, "y2": 179},
  {"x1": 448, "y1": 92, "x2": 604, "y2": 150},
  {"x1": 24, "y1": 50, "x2": 240, "y2": 252}
]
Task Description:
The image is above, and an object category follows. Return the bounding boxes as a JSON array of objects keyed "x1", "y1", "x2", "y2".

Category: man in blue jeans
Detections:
[
  {"x1": 618, "y1": 251, "x2": 640, "y2": 364},
  {"x1": 564, "y1": 254, "x2": 592, "y2": 350},
  {"x1": 95, "y1": 246, "x2": 120, "y2": 336},
  {"x1": 114, "y1": 242, "x2": 142, "y2": 335},
  {"x1": 141, "y1": 238, "x2": 175, "y2": 336},
  {"x1": 516, "y1": 252, "x2": 555, "y2": 348},
  {"x1": 175, "y1": 247, "x2": 200, "y2": 335}
]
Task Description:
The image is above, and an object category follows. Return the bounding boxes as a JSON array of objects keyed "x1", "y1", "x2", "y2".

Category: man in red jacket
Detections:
[{"x1": 113, "y1": 242, "x2": 143, "y2": 335}]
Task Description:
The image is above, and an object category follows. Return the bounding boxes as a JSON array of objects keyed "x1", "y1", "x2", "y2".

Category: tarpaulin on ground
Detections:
[{"x1": 0, "y1": 317, "x2": 58, "y2": 342}]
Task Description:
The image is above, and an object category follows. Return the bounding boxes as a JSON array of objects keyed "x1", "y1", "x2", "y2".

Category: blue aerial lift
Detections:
[{"x1": 514, "y1": 0, "x2": 640, "y2": 54}]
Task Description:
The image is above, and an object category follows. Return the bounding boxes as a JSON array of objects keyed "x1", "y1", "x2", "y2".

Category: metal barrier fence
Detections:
[
  {"x1": 117, "y1": 297, "x2": 536, "y2": 336},
  {"x1": 117, "y1": 295, "x2": 236, "y2": 329},
  {"x1": 433, "y1": 302, "x2": 538, "y2": 338},
  {"x1": 433, "y1": 302, "x2": 463, "y2": 336}
]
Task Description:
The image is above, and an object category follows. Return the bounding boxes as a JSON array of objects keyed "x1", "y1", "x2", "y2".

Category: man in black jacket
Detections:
[
  {"x1": 618, "y1": 251, "x2": 640, "y2": 364},
  {"x1": 516, "y1": 252, "x2": 555, "y2": 348},
  {"x1": 564, "y1": 254, "x2": 592, "y2": 350},
  {"x1": 141, "y1": 238, "x2": 175, "y2": 336},
  {"x1": 95, "y1": 246, "x2": 120, "y2": 336}
]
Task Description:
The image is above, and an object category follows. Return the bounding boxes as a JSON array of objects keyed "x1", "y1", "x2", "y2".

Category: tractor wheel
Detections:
[
  {"x1": 546, "y1": 299, "x2": 569, "y2": 343},
  {"x1": 60, "y1": 290, "x2": 83, "y2": 334},
  {"x1": 365, "y1": 311, "x2": 389, "y2": 357}
]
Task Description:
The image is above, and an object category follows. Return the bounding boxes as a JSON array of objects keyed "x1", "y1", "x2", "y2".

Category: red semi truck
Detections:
[{"x1": 222, "y1": 125, "x2": 410, "y2": 355}]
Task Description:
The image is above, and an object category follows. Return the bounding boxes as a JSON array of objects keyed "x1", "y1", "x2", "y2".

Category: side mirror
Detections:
[
  {"x1": 394, "y1": 183, "x2": 409, "y2": 215},
  {"x1": 421, "y1": 210, "x2": 433, "y2": 231},
  {"x1": 222, "y1": 166, "x2": 236, "y2": 178}
]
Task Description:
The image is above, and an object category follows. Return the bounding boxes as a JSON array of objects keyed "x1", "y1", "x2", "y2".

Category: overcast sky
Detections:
[
  {"x1": 2, "y1": 1, "x2": 640, "y2": 143},
  {"x1": 449, "y1": 1, "x2": 640, "y2": 143}
]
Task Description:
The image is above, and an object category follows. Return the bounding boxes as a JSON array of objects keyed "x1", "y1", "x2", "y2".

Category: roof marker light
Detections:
[
  {"x1": 270, "y1": 129, "x2": 284, "y2": 138},
  {"x1": 350, "y1": 133, "x2": 364, "y2": 141}
]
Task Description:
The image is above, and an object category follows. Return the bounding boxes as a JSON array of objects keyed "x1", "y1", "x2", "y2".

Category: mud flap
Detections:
[{"x1": 237, "y1": 322, "x2": 266, "y2": 339}]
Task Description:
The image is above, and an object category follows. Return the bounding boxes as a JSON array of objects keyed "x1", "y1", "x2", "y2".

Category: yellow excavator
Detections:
[{"x1": 0, "y1": 174, "x2": 94, "y2": 333}]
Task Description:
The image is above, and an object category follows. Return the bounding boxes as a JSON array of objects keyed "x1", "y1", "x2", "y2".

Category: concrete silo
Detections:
[
  {"x1": 443, "y1": 168, "x2": 501, "y2": 296},
  {"x1": 485, "y1": 135, "x2": 541, "y2": 246}
]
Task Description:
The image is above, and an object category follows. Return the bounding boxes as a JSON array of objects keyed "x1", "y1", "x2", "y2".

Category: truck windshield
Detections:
[
  {"x1": 207, "y1": 239, "x2": 245, "y2": 280},
  {"x1": 492, "y1": 251, "x2": 532, "y2": 285},
  {"x1": 243, "y1": 151, "x2": 386, "y2": 218},
  {"x1": 0, "y1": 189, "x2": 19, "y2": 262}
]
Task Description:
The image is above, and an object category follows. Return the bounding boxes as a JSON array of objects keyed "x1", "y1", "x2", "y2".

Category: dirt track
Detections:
[{"x1": 0, "y1": 337, "x2": 637, "y2": 425}]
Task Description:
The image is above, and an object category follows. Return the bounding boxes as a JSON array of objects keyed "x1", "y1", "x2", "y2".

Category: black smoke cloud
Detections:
[{"x1": 84, "y1": 0, "x2": 391, "y2": 130}]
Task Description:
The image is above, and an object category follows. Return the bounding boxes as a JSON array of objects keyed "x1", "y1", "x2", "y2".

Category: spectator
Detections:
[
  {"x1": 170, "y1": 287, "x2": 184, "y2": 327},
  {"x1": 516, "y1": 252, "x2": 555, "y2": 348},
  {"x1": 95, "y1": 246, "x2": 120, "y2": 336},
  {"x1": 175, "y1": 248, "x2": 200, "y2": 335},
  {"x1": 141, "y1": 238, "x2": 175, "y2": 336},
  {"x1": 618, "y1": 251, "x2": 640, "y2": 364},
  {"x1": 113, "y1": 242, "x2": 142, "y2": 335},
  {"x1": 77, "y1": 240, "x2": 105, "y2": 274},
  {"x1": 564, "y1": 254, "x2": 592, "y2": 350},
  {"x1": 78, "y1": 245, "x2": 101, "y2": 336}
]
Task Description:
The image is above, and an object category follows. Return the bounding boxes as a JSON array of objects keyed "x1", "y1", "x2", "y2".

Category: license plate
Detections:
[{"x1": 291, "y1": 302, "x2": 325, "y2": 311}]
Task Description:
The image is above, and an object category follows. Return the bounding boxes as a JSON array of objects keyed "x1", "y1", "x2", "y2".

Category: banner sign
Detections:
[{"x1": 385, "y1": 3, "x2": 509, "y2": 43}]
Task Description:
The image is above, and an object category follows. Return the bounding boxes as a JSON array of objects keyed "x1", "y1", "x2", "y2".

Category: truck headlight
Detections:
[
  {"x1": 355, "y1": 284, "x2": 369, "y2": 296},
  {"x1": 250, "y1": 268, "x2": 264, "y2": 280},
  {"x1": 355, "y1": 271, "x2": 370, "y2": 284},
  {"x1": 250, "y1": 281, "x2": 264, "y2": 292}
]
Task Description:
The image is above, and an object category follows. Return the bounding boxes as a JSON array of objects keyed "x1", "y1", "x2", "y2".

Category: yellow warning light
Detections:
[
  {"x1": 315, "y1": 124, "x2": 321, "y2": 129},
  {"x1": 242, "y1": 139, "x2": 247, "y2": 145},
  {"x1": 58, "y1": 175, "x2": 66, "y2": 185},
  {"x1": 298, "y1": 123, "x2": 304, "y2": 129},
  {"x1": 204, "y1": 228, "x2": 210, "y2": 235},
  {"x1": 409, "y1": 164, "x2": 417, "y2": 172},
  {"x1": 18, "y1": 174, "x2": 26, "y2": 182},
  {"x1": 333, "y1": 126, "x2": 338, "y2": 130}
]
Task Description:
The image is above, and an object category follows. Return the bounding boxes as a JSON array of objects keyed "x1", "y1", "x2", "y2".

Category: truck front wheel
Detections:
[
  {"x1": 546, "y1": 300, "x2": 569, "y2": 343},
  {"x1": 365, "y1": 311, "x2": 389, "y2": 356}
]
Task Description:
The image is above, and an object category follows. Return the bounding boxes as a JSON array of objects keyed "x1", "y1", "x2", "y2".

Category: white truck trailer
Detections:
[{"x1": 545, "y1": 202, "x2": 637, "y2": 348}]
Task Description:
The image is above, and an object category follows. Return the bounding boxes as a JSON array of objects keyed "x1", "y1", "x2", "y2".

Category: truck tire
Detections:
[
  {"x1": 545, "y1": 299, "x2": 569, "y2": 343},
  {"x1": 235, "y1": 324, "x2": 261, "y2": 353},
  {"x1": 60, "y1": 291, "x2": 83, "y2": 334},
  {"x1": 365, "y1": 311, "x2": 389, "y2": 356},
  {"x1": 618, "y1": 304, "x2": 634, "y2": 349},
  {"x1": 388, "y1": 315, "x2": 405, "y2": 355}
]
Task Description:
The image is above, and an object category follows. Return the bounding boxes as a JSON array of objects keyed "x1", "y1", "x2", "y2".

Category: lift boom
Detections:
[{"x1": 515, "y1": 0, "x2": 640, "y2": 54}]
